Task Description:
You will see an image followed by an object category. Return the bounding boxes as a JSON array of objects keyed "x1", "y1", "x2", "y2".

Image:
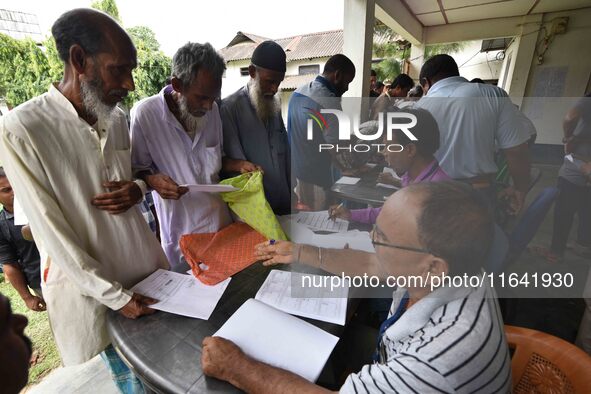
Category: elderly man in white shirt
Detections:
[
  {"x1": 130, "y1": 43, "x2": 236, "y2": 267},
  {"x1": 0, "y1": 9, "x2": 168, "y2": 393},
  {"x1": 415, "y1": 54, "x2": 531, "y2": 214}
]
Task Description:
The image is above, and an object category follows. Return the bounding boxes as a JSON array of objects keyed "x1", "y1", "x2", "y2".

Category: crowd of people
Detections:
[{"x1": 0, "y1": 7, "x2": 590, "y2": 394}]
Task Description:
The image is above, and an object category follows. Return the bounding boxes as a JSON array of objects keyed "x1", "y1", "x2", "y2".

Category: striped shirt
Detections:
[{"x1": 340, "y1": 279, "x2": 510, "y2": 393}]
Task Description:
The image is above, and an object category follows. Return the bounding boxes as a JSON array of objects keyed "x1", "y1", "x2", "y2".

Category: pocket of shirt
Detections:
[{"x1": 203, "y1": 146, "x2": 222, "y2": 182}]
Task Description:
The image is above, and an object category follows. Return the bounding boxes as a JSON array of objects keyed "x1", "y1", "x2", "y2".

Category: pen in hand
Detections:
[{"x1": 329, "y1": 203, "x2": 343, "y2": 221}]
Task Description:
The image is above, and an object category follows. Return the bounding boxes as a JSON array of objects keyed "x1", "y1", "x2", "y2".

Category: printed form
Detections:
[
  {"x1": 255, "y1": 270, "x2": 348, "y2": 326},
  {"x1": 131, "y1": 269, "x2": 230, "y2": 319},
  {"x1": 295, "y1": 211, "x2": 349, "y2": 232}
]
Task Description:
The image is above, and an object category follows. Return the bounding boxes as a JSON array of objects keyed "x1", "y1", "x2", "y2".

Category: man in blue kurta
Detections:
[{"x1": 221, "y1": 41, "x2": 292, "y2": 215}]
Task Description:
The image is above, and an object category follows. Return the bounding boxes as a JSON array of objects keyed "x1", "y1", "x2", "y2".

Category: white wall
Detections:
[
  {"x1": 519, "y1": 7, "x2": 591, "y2": 144},
  {"x1": 454, "y1": 41, "x2": 504, "y2": 82},
  {"x1": 222, "y1": 59, "x2": 251, "y2": 98}
]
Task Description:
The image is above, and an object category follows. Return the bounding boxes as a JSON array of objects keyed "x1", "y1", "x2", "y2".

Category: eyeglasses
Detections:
[{"x1": 371, "y1": 225, "x2": 431, "y2": 254}]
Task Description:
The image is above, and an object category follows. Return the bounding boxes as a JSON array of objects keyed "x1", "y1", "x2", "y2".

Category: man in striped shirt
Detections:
[{"x1": 202, "y1": 181, "x2": 511, "y2": 393}]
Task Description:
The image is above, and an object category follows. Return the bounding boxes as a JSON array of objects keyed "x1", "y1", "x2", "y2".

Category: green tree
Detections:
[
  {"x1": 124, "y1": 26, "x2": 171, "y2": 107},
  {"x1": 91, "y1": 0, "x2": 122, "y2": 23},
  {"x1": 127, "y1": 26, "x2": 160, "y2": 52},
  {"x1": 424, "y1": 42, "x2": 466, "y2": 60},
  {"x1": 0, "y1": 33, "x2": 51, "y2": 107}
]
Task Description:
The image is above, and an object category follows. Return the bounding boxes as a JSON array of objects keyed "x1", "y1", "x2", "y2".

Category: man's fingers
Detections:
[
  {"x1": 136, "y1": 294, "x2": 158, "y2": 305},
  {"x1": 102, "y1": 181, "x2": 124, "y2": 189},
  {"x1": 93, "y1": 189, "x2": 127, "y2": 201}
]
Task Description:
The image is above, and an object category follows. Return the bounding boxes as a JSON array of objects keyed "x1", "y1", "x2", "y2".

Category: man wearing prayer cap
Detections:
[{"x1": 220, "y1": 40, "x2": 293, "y2": 215}]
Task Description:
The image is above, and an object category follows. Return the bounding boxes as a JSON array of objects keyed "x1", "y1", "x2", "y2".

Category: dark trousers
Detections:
[{"x1": 550, "y1": 177, "x2": 591, "y2": 254}]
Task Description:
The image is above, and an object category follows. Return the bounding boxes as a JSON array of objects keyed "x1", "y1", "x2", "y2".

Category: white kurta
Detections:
[{"x1": 0, "y1": 85, "x2": 170, "y2": 365}]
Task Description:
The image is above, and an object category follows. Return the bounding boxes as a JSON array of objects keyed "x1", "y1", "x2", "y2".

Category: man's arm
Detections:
[
  {"x1": 219, "y1": 100, "x2": 262, "y2": 174},
  {"x1": 129, "y1": 117, "x2": 187, "y2": 200},
  {"x1": 255, "y1": 241, "x2": 384, "y2": 278},
  {"x1": 202, "y1": 336, "x2": 335, "y2": 394},
  {"x1": 2, "y1": 263, "x2": 45, "y2": 311}
]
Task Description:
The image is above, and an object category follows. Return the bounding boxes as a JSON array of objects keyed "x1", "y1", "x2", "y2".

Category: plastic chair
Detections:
[
  {"x1": 505, "y1": 325, "x2": 591, "y2": 393},
  {"x1": 508, "y1": 187, "x2": 559, "y2": 259}
]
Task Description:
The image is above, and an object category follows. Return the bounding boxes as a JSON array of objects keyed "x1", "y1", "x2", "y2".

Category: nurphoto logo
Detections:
[{"x1": 305, "y1": 109, "x2": 419, "y2": 153}]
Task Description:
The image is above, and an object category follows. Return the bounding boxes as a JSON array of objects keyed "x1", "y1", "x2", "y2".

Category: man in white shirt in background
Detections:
[
  {"x1": 0, "y1": 9, "x2": 168, "y2": 393},
  {"x1": 130, "y1": 43, "x2": 233, "y2": 268},
  {"x1": 416, "y1": 54, "x2": 531, "y2": 214}
]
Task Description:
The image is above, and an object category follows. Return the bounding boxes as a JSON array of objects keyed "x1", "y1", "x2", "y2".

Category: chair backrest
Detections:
[
  {"x1": 509, "y1": 187, "x2": 559, "y2": 257},
  {"x1": 485, "y1": 224, "x2": 509, "y2": 274},
  {"x1": 505, "y1": 325, "x2": 591, "y2": 393}
]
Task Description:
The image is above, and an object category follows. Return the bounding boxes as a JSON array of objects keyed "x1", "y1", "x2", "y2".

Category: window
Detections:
[
  {"x1": 240, "y1": 67, "x2": 249, "y2": 76},
  {"x1": 299, "y1": 64, "x2": 320, "y2": 75}
]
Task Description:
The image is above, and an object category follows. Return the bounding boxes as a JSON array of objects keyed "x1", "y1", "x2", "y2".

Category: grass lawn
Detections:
[{"x1": 0, "y1": 273, "x2": 60, "y2": 385}]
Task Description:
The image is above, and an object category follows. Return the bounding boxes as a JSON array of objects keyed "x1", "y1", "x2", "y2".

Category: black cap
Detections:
[{"x1": 251, "y1": 40, "x2": 286, "y2": 73}]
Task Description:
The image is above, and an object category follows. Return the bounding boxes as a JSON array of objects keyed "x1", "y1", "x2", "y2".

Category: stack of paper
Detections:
[
  {"x1": 180, "y1": 184, "x2": 238, "y2": 193},
  {"x1": 335, "y1": 176, "x2": 360, "y2": 185},
  {"x1": 279, "y1": 216, "x2": 375, "y2": 253},
  {"x1": 131, "y1": 269, "x2": 230, "y2": 319},
  {"x1": 255, "y1": 270, "x2": 348, "y2": 325},
  {"x1": 295, "y1": 211, "x2": 349, "y2": 233},
  {"x1": 214, "y1": 299, "x2": 339, "y2": 382},
  {"x1": 376, "y1": 167, "x2": 401, "y2": 189}
]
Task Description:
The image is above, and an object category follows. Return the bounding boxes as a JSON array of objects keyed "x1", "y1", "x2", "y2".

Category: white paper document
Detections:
[
  {"x1": 279, "y1": 217, "x2": 375, "y2": 253},
  {"x1": 255, "y1": 270, "x2": 348, "y2": 325},
  {"x1": 377, "y1": 167, "x2": 401, "y2": 189},
  {"x1": 335, "y1": 176, "x2": 360, "y2": 185},
  {"x1": 131, "y1": 269, "x2": 230, "y2": 319},
  {"x1": 180, "y1": 184, "x2": 238, "y2": 193},
  {"x1": 295, "y1": 211, "x2": 349, "y2": 233},
  {"x1": 214, "y1": 299, "x2": 339, "y2": 382}
]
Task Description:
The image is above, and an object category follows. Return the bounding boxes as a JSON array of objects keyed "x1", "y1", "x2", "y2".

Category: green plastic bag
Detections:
[{"x1": 220, "y1": 171, "x2": 288, "y2": 241}]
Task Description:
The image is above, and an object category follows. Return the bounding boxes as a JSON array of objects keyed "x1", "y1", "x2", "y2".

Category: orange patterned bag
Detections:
[{"x1": 179, "y1": 222, "x2": 266, "y2": 285}]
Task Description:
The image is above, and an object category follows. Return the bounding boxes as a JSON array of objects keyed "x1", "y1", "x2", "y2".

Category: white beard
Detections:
[
  {"x1": 178, "y1": 95, "x2": 207, "y2": 135},
  {"x1": 80, "y1": 78, "x2": 117, "y2": 127},
  {"x1": 248, "y1": 76, "x2": 280, "y2": 123}
]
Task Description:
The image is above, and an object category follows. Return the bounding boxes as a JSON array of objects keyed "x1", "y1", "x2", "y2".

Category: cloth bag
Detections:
[
  {"x1": 180, "y1": 222, "x2": 266, "y2": 285},
  {"x1": 220, "y1": 171, "x2": 288, "y2": 241}
]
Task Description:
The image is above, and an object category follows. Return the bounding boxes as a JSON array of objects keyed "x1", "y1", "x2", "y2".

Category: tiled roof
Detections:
[
  {"x1": 279, "y1": 74, "x2": 317, "y2": 91},
  {"x1": 219, "y1": 29, "x2": 343, "y2": 63}
]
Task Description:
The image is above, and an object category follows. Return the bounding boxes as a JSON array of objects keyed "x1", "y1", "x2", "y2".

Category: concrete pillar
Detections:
[
  {"x1": 343, "y1": 0, "x2": 375, "y2": 122},
  {"x1": 505, "y1": 14, "x2": 543, "y2": 107},
  {"x1": 408, "y1": 43, "x2": 425, "y2": 81}
]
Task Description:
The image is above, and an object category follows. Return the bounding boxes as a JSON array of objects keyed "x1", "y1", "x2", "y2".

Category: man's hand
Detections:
[
  {"x1": 145, "y1": 174, "x2": 188, "y2": 200},
  {"x1": 91, "y1": 181, "x2": 143, "y2": 214},
  {"x1": 118, "y1": 293, "x2": 158, "y2": 319},
  {"x1": 201, "y1": 336, "x2": 247, "y2": 383},
  {"x1": 254, "y1": 240, "x2": 295, "y2": 266},
  {"x1": 377, "y1": 172, "x2": 401, "y2": 187},
  {"x1": 223, "y1": 158, "x2": 263, "y2": 174},
  {"x1": 328, "y1": 204, "x2": 351, "y2": 221},
  {"x1": 24, "y1": 295, "x2": 46, "y2": 312},
  {"x1": 498, "y1": 187, "x2": 526, "y2": 216}
]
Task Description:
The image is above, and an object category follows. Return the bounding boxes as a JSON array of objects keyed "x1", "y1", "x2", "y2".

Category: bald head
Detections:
[
  {"x1": 52, "y1": 8, "x2": 135, "y2": 65},
  {"x1": 379, "y1": 181, "x2": 493, "y2": 276}
]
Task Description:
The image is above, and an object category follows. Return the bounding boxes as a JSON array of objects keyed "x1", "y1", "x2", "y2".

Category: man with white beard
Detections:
[
  {"x1": 221, "y1": 41, "x2": 292, "y2": 215},
  {"x1": 0, "y1": 9, "x2": 169, "y2": 393},
  {"x1": 130, "y1": 43, "x2": 233, "y2": 267}
]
